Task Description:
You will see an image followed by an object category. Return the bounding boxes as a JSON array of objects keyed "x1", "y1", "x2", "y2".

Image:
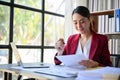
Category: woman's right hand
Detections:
[{"x1": 55, "y1": 38, "x2": 65, "y2": 56}]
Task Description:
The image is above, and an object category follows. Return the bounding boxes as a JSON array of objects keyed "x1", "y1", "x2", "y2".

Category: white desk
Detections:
[{"x1": 0, "y1": 64, "x2": 76, "y2": 80}]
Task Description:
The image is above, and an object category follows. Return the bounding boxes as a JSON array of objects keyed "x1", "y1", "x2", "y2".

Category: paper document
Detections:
[
  {"x1": 35, "y1": 65, "x2": 82, "y2": 78},
  {"x1": 75, "y1": 67, "x2": 120, "y2": 80},
  {"x1": 56, "y1": 54, "x2": 88, "y2": 68}
]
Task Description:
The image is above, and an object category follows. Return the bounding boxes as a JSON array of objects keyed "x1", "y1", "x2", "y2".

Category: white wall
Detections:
[
  {"x1": 74, "y1": 0, "x2": 87, "y2": 7},
  {"x1": 64, "y1": 0, "x2": 87, "y2": 41},
  {"x1": 64, "y1": 0, "x2": 74, "y2": 42}
]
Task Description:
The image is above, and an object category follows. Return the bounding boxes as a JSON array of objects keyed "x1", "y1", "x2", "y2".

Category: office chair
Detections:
[
  {"x1": 17, "y1": 75, "x2": 35, "y2": 80},
  {"x1": 17, "y1": 75, "x2": 22, "y2": 80}
]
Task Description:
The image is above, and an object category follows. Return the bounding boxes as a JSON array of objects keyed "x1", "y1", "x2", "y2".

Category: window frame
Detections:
[{"x1": 0, "y1": 0, "x2": 64, "y2": 64}]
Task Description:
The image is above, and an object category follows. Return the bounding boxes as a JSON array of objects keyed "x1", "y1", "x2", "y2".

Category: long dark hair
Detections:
[
  {"x1": 72, "y1": 6, "x2": 90, "y2": 19},
  {"x1": 72, "y1": 6, "x2": 94, "y2": 32}
]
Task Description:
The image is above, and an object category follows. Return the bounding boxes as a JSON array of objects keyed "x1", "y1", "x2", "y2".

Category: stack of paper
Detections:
[{"x1": 75, "y1": 67, "x2": 120, "y2": 80}]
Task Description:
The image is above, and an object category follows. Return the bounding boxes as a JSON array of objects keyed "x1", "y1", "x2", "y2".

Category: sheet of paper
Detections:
[
  {"x1": 35, "y1": 65, "x2": 82, "y2": 78},
  {"x1": 56, "y1": 54, "x2": 88, "y2": 67},
  {"x1": 75, "y1": 67, "x2": 120, "y2": 80}
]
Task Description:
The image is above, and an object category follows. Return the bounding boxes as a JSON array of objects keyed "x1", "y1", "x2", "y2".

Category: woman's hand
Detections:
[
  {"x1": 79, "y1": 60, "x2": 99, "y2": 68},
  {"x1": 55, "y1": 38, "x2": 65, "y2": 56}
]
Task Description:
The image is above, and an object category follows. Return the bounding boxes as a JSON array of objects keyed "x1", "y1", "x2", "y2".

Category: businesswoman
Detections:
[{"x1": 54, "y1": 6, "x2": 112, "y2": 68}]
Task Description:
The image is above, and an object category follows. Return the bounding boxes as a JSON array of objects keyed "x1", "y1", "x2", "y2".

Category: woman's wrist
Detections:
[{"x1": 57, "y1": 52, "x2": 63, "y2": 56}]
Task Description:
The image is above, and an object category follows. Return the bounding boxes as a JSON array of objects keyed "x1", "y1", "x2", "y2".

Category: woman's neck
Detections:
[
  {"x1": 79, "y1": 31, "x2": 92, "y2": 53},
  {"x1": 80, "y1": 31, "x2": 92, "y2": 40}
]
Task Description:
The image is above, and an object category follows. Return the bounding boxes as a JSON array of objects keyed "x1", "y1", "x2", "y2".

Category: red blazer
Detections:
[{"x1": 54, "y1": 32, "x2": 112, "y2": 66}]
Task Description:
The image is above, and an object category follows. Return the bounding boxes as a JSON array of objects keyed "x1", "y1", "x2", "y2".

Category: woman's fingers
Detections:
[
  {"x1": 79, "y1": 60, "x2": 99, "y2": 68},
  {"x1": 55, "y1": 38, "x2": 65, "y2": 55}
]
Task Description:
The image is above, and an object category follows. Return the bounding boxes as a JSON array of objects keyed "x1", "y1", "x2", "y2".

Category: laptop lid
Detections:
[
  {"x1": 10, "y1": 42, "x2": 23, "y2": 66},
  {"x1": 10, "y1": 42, "x2": 49, "y2": 68}
]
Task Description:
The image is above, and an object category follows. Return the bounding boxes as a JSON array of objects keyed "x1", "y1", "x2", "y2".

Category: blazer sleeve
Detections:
[
  {"x1": 54, "y1": 34, "x2": 79, "y2": 65},
  {"x1": 89, "y1": 33, "x2": 112, "y2": 67},
  {"x1": 54, "y1": 36, "x2": 72, "y2": 65},
  {"x1": 98, "y1": 36, "x2": 112, "y2": 66}
]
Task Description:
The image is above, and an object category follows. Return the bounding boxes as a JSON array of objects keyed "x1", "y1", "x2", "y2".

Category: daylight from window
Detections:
[{"x1": 0, "y1": 0, "x2": 65, "y2": 64}]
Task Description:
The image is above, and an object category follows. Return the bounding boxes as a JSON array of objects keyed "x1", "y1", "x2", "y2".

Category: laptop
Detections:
[{"x1": 10, "y1": 42, "x2": 49, "y2": 68}]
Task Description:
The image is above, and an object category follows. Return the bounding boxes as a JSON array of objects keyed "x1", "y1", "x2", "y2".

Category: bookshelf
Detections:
[
  {"x1": 90, "y1": 9, "x2": 120, "y2": 38},
  {"x1": 90, "y1": 9, "x2": 120, "y2": 67},
  {"x1": 91, "y1": 9, "x2": 114, "y2": 16}
]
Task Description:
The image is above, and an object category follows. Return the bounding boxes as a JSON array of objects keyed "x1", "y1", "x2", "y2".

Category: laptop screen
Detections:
[
  {"x1": 10, "y1": 42, "x2": 50, "y2": 68},
  {"x1": 10, "y1": 42, "x2": 23, "y2": 66}
]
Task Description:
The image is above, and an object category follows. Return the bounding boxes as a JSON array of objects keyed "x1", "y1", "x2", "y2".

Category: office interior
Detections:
[{"x1": 0, "y1": 0, "x2": 120, "y2": 79}]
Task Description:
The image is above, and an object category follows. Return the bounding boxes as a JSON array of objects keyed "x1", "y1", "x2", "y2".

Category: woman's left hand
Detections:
[{"x1": 79, "y1": 60, "x2": 99, "y2": 68}]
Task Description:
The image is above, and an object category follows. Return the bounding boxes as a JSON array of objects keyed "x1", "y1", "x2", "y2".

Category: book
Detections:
[{"x1": 115, "y1": 9, "x2": 120, "y2": 32}]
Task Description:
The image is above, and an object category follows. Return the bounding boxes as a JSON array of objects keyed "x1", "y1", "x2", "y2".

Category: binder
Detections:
[{"x1": 115, "y1": 9, "x2": 120, "y2": 32}]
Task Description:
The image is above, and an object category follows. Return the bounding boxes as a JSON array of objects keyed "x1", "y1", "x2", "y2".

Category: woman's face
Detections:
[{"x1": 72, "y1": 13, "x2": 90, "y2": 34}]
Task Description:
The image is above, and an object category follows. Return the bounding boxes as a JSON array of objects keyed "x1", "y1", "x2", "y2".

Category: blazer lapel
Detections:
[
  {"x1": 89, "y1": 33, "x2": 99, "y2": 59},
  {"x1": 72, "y1": 34, "x2": 80, "y2": 54}
]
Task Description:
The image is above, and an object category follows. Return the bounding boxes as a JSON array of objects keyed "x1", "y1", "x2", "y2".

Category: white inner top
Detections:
[{"x1": 76, "y1": 36, "x2": 92, "y2": 58}]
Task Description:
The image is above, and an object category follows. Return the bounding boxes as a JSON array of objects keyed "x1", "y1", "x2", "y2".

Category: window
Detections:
[
  {"x1": 15, "y1": 0, "x2": 42, "y2": 9},
  {"x1": 0, "y1": 49, "x2": 8, "y2": 64},
  {"x1": 0, "y1": 0, "x2": 65, "y2": 64},
  {"x1": 44, "y1": 14, "x2": 65, "y2": 46},
  {"x1": 13, "y1": 8, "x2": 42, "y2": 45},
  {"x1": 45, "y1": 0, "x2": 65, "y2": 15},
  {"x1": 0, "y1": 5, "x2": 10, "y2": 45}
]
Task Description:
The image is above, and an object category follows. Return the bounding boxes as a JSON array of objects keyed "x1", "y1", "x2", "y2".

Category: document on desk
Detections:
[
  {"x1": 35, "y1": 65, "x2": 82, "y2": 78},
  {"x1": 75, "y1": 67, "x2": 120, "y2": 80},
  {"x1": 56, "y1": 54, "x2": 88, "y2": 69}
]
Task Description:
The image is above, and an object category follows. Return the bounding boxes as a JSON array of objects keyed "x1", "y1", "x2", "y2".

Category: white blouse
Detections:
[{"x1": 76, "y1": 36, "x2": 92, "y2": 58}]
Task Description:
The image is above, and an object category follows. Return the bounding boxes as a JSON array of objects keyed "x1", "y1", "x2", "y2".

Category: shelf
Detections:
[
  {"x1": 90, "y1": 9, "x2": 120, "y2": 39},
  {"x1": 102, "y1": 32, "x2": 120, "y2": 35},
  {"x1": 90, "y1": 9, "x2": 114, "y2": 16},
  {"x1": 101, "y1": 32, "x2": 120, "y2": 39},
  {"x1": 111, "y1": 54, "x2": 120, "y2": 56}
]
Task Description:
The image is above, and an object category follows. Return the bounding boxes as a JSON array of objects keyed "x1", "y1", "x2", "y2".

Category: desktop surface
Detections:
[{"x1": 0, "y1": 63, "x2": 76, "y2": 80}]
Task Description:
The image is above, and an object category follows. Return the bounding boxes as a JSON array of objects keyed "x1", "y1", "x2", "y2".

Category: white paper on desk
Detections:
[
  {"x1": 75, "y1": 67, "x2": 120, "y2": 80},
  {"x1": 35, "y1": 65, "x2": 82, "y2": 78},
  {"x1": 56, "y1": 54, "x2": 88, "y2": 68}
]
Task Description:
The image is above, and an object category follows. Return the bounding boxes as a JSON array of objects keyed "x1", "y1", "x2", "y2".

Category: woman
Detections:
[{"x1": 54, "y1": 6, "x2": 112, "y2": 68}]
